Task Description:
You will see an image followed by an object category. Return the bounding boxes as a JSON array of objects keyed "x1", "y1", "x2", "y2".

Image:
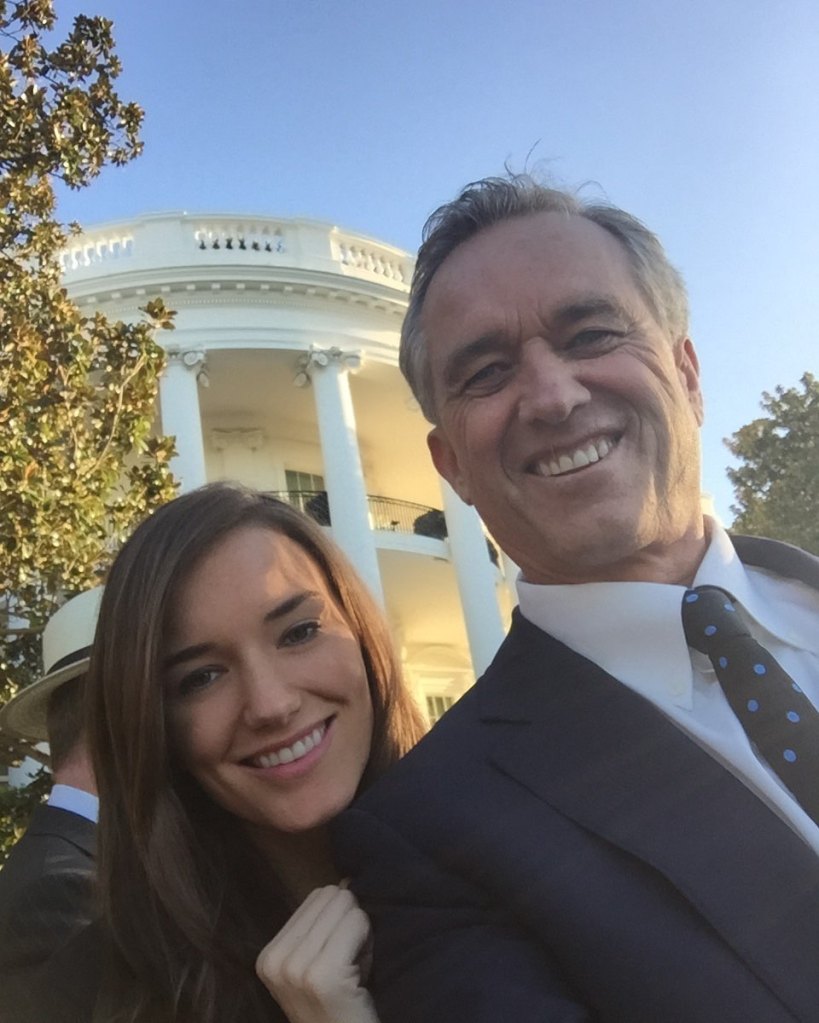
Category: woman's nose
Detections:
[{"x1": 240, "y1": 662, "x2": 301, "y2": 729}]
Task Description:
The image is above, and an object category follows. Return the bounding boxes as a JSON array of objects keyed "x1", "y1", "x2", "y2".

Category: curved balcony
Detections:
[
  {"x1": 59, "y1": 212, "x2": 415, "y2": 303},
  {"x1": 270, "y1": 490, "x2": 498, "y2": 564}
]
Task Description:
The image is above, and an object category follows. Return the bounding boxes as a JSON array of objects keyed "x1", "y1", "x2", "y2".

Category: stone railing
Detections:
[
  {"x1": 332, "y1": 231, "x2": 412, "y2": 285},
  {"x1": 59, "y1": 213, "x2": 413, "y2": 294},
  {"x1": 59, "y1": 229, "x2": 135, "y2": 271},
  {"x1": 192, "y1": 218, "x2": 286, "y2": 255}
]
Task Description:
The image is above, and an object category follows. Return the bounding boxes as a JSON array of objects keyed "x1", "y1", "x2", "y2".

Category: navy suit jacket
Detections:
[
  {"x1": 335, "y1": 536, "x2": 819, "y2": 1022},
  {"x1": 0, "y1": 803, "x2": 97, "y2": 1023}
]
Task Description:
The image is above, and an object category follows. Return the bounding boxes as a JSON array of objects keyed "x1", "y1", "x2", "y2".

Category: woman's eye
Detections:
[
  {"x1": 176, "y1": 666, "x2": 222, "y2": 697},
  {"x1": 281, "y1": 620, "x2": 320, "y2": 647}
]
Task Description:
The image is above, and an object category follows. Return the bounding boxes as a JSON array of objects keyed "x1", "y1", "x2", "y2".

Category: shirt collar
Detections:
[
  {"x1": 702, "y1": 526, "x2": 819, "y2": 655},
  {"x1": 48, "y1": 783, "x2": 99, "y2": 824},
  {"x1": 515, "y1": 518, "x2": 794, "y2": 712}
]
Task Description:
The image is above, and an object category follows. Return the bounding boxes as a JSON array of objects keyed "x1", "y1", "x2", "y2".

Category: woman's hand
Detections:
[{"x1": 256, "y1": 884, "x2": 379, "y2": 1023}]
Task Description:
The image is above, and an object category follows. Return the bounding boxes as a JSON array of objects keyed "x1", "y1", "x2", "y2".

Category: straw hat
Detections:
[{"x1": 0, "y1": 587, "x2": 103, "y2": 743}]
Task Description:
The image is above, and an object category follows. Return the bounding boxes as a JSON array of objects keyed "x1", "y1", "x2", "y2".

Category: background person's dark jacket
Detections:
[{"x1": 0, "y1": 803, "x2": 97, "y2": 1023}]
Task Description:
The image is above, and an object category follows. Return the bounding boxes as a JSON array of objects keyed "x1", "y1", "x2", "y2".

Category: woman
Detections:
[{"x1": 86, "y1": 482, "x2": 426, "y2": 1022}]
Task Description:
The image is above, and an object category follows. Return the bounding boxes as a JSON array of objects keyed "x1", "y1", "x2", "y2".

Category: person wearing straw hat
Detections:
[{"x1": 0, "y1": 588, "x2": 101, "y2": 1013}]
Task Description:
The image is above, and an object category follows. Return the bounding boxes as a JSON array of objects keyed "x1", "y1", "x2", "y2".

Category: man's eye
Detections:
[
  {"x1": 570, "y1": 329, "x2": 621, "y2": 351},
  {"x1": 281, "y1": 620, "x2": 320, "y2": 647},
  {"x1": 461, "y1": 361, "x2": 511, "y2": 392},
  {"x1": 176, "y1": 666, "x2": 222, "y2": 697}
]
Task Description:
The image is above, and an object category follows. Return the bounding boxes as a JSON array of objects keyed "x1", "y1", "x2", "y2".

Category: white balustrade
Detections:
[{"x1": 59, "y1": 214, "x2": 413, "y2": 295}]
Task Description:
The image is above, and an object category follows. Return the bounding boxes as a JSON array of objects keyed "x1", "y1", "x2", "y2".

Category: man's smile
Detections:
[{"x1": 525, "y1": 433, "x2": 621, "y2": 479}]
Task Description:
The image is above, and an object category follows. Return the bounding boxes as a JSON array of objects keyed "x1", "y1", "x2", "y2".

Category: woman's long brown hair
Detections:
[{"x1": 87, "y1": 483, "x2": 426, "y2": 1022}]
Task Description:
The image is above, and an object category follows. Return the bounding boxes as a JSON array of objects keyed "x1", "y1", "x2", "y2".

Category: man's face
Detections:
[{"x1": 423, "y1": 212, "x2": 705, "y2": 585}]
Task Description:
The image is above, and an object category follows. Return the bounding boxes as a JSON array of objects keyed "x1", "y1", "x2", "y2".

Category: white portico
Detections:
[{"x1": 61, "y1": 213, "x2": 512, "y2": 714}]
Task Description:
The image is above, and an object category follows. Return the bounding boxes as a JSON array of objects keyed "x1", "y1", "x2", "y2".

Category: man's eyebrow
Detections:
[
  {"x1": 551, "y1": 297, "x2": 633, "y2": 327},
  {"x1": 441, "y1": 333, "x2": 509, "y2": 391},
  {"x1": 162, "y1": 590, "x2": 319, "y2": 670}
]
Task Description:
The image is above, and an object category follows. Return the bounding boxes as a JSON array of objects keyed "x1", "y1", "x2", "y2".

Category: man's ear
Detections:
[
  {"x1": 679, "y1": 337, "x2": 704, "y2": 427},
  {"x1": 428, "y1": 427, "x2": 473, "y2": 505}
]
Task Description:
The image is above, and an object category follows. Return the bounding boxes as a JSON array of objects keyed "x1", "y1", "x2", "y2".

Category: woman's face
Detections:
[{"x1": 162, "y1": 525, "x2": 374, "y2": 835}]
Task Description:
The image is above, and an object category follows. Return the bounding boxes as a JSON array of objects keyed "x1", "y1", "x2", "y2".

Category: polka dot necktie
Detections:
[{"x1": 682, "y1": 585, "x2": 819, "y2": 827}]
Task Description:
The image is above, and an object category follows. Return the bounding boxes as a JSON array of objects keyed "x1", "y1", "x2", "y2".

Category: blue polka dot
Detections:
[
  {"x1": 718, "y1": 656, "x2": 728, "y2": 669},
  {"x1": 723, "y1": 602, "x2": 735, "y2": 612},
  {"x1": 787, "y1": 711, "x2": 800, "y2": 723},
  {"x1": 753, "y1": 664, "x2": 767, "y2": 675},
  {"x1": 747, "y1": 699, "x2": 759, "y2": 712},
  {"x1": 792, "y1": 682, "x2": 803, "y2": 694},
  {"x1": 704, "y1": 625, "x2": 717, "y2": 636},
  {"x1": 783, "y1": 749, "x2": 797, "y2": 763},
  {"x1": 685, "y1": 592, "x2": 699, "y2": 603}
]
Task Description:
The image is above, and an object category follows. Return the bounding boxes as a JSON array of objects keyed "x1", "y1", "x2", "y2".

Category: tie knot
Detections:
[{"x1": 681, "y1": 585, "x2": 750, "y2": 655}]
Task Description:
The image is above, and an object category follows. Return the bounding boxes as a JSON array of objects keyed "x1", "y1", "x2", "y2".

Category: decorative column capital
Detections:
[
  {"x1": 292, "y1": 345, "x2": 364, "y2": 388},
  {"x1": 166, "y1": 347, "x2": 209, "y2": 387}
]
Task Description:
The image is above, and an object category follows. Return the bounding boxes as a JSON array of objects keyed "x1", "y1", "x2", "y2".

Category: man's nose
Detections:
[
  {"x1": 240, "y1": 662, "x2": 301, "y2": 729},
  {"x1": 518, "y1": 341, "x2": 591, "y2": 424}
]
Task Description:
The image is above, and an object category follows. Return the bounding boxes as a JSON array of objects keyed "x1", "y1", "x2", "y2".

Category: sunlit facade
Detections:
[{"x1": 61, "y1": 212, "x2": 516, "y2": 720}]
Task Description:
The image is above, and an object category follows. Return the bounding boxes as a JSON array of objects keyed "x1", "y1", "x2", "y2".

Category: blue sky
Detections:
[{"x1": 53, "y1": 0, "x2": 819, "y2": 523}]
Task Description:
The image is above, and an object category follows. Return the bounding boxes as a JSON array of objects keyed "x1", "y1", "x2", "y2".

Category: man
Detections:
[
  {"x1": 0, "y1": 588, "x2": 101, "y2": 1021},
  {"x1": 334, "y1": 177, "x2": 819, "y2": 1021}
]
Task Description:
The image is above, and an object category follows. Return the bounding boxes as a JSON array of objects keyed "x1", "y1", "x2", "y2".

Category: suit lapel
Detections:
[{"x1": 480, "y1": 612, "x2": 819, "y2": 1019}]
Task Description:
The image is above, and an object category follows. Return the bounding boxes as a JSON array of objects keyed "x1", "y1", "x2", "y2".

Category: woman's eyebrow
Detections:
[
  {"x1": 162, "y1": 591, "x2": 321, "y2": 671},
  {"x1": 163, "y1": 642, "x2": 213, "y2": 671},
  {"x1": 263, "y1": 590, "x2": 319, "y2": 624}
]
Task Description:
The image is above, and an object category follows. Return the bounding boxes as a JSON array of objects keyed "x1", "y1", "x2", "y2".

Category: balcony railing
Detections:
[
  {"x1": 269, "y1": 490, "x2": 498, "y2": 564},
  {"x1": 270, "y1": 490, "x2": 440, "y2": 534},
  {"x1": 59, "y1": 213, "x2": 414, "y2": 294}
]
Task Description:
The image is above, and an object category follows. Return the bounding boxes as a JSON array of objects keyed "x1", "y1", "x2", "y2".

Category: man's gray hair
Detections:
[{"x1": 400, "y1": 175, "x2": 689, "y2": 423}]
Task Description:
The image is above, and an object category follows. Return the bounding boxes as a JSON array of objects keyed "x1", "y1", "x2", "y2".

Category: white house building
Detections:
[{"x1": 60, "y1": 212, "x2": 516, "y2": 722}]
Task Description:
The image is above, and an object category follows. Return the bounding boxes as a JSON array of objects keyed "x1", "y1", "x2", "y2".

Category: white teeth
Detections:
[
  {"x1": 534, "y1": 437, "x2": 616, "y2": 479},
  {"x1": 253, "y1": 723, "x2": 326, "y2": 769}
]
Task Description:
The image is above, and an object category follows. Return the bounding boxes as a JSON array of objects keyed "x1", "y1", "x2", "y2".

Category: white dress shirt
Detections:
[
  {"x1": 48, "y1": 784, "x2": 99, "y2": 824},
  {"x1": 517, "y1": 520, "x2": 819, "y2": 855}
]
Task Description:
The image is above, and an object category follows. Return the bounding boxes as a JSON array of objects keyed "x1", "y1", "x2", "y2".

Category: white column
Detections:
[
  {"x1": 441, "y1": 480, "x2": 505, "y2": 677},
  {"x1": 159, "y1": 348, "x2": 208, "y2": 493},
  {"x1": 500, "y1": 550, "x2": 521, "y2": 608},
  {"x1": 300, "y1": 347, "x2": 384, "y2": 606}
]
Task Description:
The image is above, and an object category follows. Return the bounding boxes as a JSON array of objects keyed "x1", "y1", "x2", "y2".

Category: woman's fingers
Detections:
[
  {"x1": 256, "y1": 885, "x2": 366, "y2": 987},
  {"x1": 256, "y1": 886, "x2": 377, "y2": 1022}
]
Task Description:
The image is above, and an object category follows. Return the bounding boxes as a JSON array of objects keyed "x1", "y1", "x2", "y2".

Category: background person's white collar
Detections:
[{"x1": 48, "y1": 783, "x2": 99, "y2": 824}]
